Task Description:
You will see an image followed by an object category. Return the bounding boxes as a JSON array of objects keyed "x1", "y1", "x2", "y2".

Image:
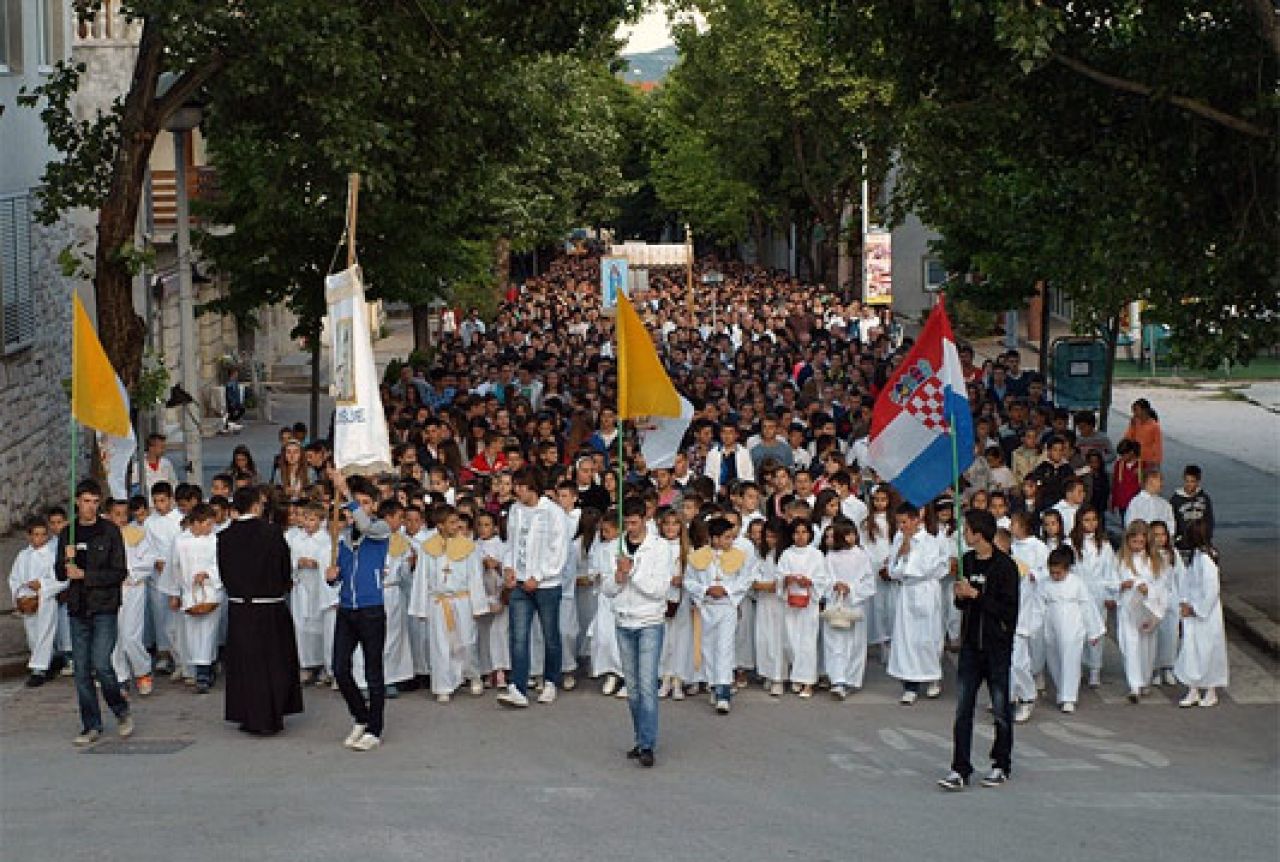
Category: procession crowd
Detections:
[{"x1": 10, "y1": 253, "x2": 1227, "y2": 771}]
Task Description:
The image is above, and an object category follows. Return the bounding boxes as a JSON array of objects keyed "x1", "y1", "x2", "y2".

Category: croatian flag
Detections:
[{"x1": 866, "y1": 300, "x2": 974, "y2": 507}]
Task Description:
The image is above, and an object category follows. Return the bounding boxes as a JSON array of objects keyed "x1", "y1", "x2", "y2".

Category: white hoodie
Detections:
[{"x1": 601, "y1": 530, "x2": 676, "y2": 630}]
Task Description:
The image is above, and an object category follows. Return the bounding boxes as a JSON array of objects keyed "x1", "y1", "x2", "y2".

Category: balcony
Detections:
[
  {"x1": 149, "y1": 167, "x2": 219, "y2": 243},
  {"x1": 74, "y1": 0, "x2": 143, "y2": 47}
]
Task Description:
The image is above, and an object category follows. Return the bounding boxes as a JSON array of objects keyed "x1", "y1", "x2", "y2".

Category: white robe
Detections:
[
  {"x1": 1010, "y1": 536, "x2": 1049, "y2": 702},
  {"x1": 143, "y1": 510, "x2": 182, "y2": 651},
  {"x1": 1041, "y1": 571, "x2": 1105, "y2": 704},
  {"x1": 287, "y1": 528, "x2": 334, "y2": 669},
  {"x1": 474, "y1": 537, "x2": 509, "y2": 674},
  {"x1": 686, "y1": 548, "x2": 753, "y2": 688},
  {"x1": 587, "y1": 540, "x2": 622, "y2": 677},
  {"x1": 112, "y1": 526, "x2": 157, "y2": 682},
  {"x1": 167, "y1": 533, "x2": 224, "y2": 666},
  {"x1": 733, "y1": 537, "x2": 759, "y2": 672},
  {"x1": 822, "y1": 547, "x2": 876, "y2": 688},
  {"x1": 1153, "y1": 551, "x2": 1184, "y2": 671},
  {"x1": 1073, "y1": 539, "x2": 1118, "y2": 672},
  {"x1": 405, "y1": 528, "x2": 433, "y2": 677},
  {"x1": 558, "y1": 510, "x2": 583, "y2": 674},
  {"x1": 778, "y1": 545, "x2": 830, "y2": 685},
  {"x1": 409, "y1": 542, "x2": 485, "y2": 694},
  {"x1": 935, "y1": 528, "x2": 962, "y2": 643},
  {"x1": 1115, "y1": 555, "x2": 1170, "y2": 693},
  {"x1": 860, "y1": 518, "x2": 896, "y2": 646},
  {"x1": 8, "y1": 543, "x2": 63, "y2": 672},
  {"x1": 1174, "y1": 552, "x2": 1229, "y2": 689},
  {"x1": 886, "y1": 527, "x2": 949, "y2": 684},
  {"x1": 752, "y1": 553, "x2": 787, "y2": 683}
]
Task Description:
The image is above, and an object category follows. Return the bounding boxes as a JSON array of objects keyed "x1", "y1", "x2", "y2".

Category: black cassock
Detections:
[{"x1": 217, "y1": 516, "x2": 304, "y2": 733}]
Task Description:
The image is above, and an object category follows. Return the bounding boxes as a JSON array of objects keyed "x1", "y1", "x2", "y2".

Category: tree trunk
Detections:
[
  {"x1": 1098, "y1": 310, "x2": 1121, "y2": 433},
  {"x1": 1038, "y1": 281, "x2": 1052, "y2": 372},
  {"x1": 412, "y1": 304, "x2": 432, "y2": 355}
]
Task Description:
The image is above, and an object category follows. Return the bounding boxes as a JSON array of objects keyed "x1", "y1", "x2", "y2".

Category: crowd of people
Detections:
[{"x1": 10, "y1": 253, "x2": 1227, "y2": 779}]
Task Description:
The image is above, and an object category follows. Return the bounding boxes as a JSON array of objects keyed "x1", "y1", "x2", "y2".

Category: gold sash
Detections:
[{"x1": 435, "y1": 591, "x2": 471, "y2": 632}]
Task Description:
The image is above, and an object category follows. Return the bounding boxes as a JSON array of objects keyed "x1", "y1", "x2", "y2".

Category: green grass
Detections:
[{"x1": 1111, "y1": 355, "x2": 1280, "y2": 381}]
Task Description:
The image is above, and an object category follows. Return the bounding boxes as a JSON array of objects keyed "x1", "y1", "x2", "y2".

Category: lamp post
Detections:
[{"x1": 160, "y1": 75, "x2": 204, "y2": 486}]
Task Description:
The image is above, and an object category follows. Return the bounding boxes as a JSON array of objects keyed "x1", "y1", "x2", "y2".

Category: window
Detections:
[
  {"x1": 36, "y1": 0, "x2": 63, "y2": 70},
  {"x1": 0, "y1": 0, "x2": 21, "y2": 74},
  {"x1": 923, "y1": 258, "x2": 948, "y2": 293},
  {"x1": 0, "y1": 193, "x2": 36, "y2": 354}
]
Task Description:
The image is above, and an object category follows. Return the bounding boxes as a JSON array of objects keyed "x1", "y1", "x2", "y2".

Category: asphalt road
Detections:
[{"x1": 2, "y1": 635, "x2": 1276, "y2": 862}]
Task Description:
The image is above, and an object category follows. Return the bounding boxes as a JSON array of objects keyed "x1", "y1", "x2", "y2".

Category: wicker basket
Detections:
[
  {"x1": 15, "y1": 595, "x2": 39, "y2": 615},
  {"x1": 185, "y1": 583, "x2": 220, "y2": 616}
]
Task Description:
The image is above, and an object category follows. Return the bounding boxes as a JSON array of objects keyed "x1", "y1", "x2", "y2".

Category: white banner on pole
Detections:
[
  {"x1": 97, "y1": 376, "x2": 135, "y2": 500},
  {"x1": 639, "y1": 396, "x2": 694, "y2": 470},
  {"x1": 325, "y1": 266, "x2": 392, "y2": 476}
]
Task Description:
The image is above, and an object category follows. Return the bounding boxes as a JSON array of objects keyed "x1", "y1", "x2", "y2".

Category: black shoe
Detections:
[
  {"x1": 48, "y1": 656, "x2": 67, "y2": 676},
  {"x1": 626, "y1": 746, "x2": 641, "y2": 760},
  {"x1": 25, "y1": 673, "x2": 46, "y2": 688},
  {"x1": 196, "y1": 682, "x2": 211, "y2": 695},
  {"x1": 385, "y1": 684, "x2": 399, "y2": 699},
  {"x1": 638, "y1": 749, "x2": 655, "y2": 768}
]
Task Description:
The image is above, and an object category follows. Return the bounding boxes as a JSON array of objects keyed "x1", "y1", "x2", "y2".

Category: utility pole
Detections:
[{"x1": 684, "y1": 222, "x2": 694, "y2": 319}]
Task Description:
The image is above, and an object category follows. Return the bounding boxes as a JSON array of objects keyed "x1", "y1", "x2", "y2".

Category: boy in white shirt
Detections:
[
  {"x1": 8, "y1": 516, "x2": 64, "y2": 687},
  {"x1": 1052, "y1": 478, "x2": 1087, "y2": 536},
  {"x1": 289, "y1": 502, "x2": 336, "y2": 684},
  {"x1": 1125, "y1": 470, "x2": 1176, "y2": 532},
  {"x1": 144, "y1": 482, "x2": 183, "y2": 675}
]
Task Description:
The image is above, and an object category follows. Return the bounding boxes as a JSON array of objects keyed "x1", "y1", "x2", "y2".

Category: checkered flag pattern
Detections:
[{"x1": 904, "y1": 378, "x2": 949, "y2": 432}]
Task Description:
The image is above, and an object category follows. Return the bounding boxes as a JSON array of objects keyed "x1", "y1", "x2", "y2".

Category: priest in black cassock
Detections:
[{"x1": 217, "y1": 487, "x2": 304, "y2": 734}]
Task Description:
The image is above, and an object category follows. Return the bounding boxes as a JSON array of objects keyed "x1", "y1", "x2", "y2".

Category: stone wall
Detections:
[{"x1": 0, "y1": 217, "x2": 83, "y2": 534}]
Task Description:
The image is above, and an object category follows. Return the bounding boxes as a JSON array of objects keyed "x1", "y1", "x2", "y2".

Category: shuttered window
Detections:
[{"x1": 0, "y1": 193, "x2": 36, "y2": 354}]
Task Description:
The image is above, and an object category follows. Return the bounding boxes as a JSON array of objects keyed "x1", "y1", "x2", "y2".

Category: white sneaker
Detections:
[
  {"x1": 1198, "y1": 688, "x2": 1218, "y2": 708},
  {"x1": 350, "y1": 732, "x2": 380, "y2": 751},
  {"x1": 562, "y1": 674, "x2": 577, "y2": 691},
  {"x1": 117, "y1": 714, "x2": 134, "y2": 738},
  {"x1": 657, "y1": 678, "x2": 672, "y2": 698},
  {"x1": 1151, "y1": 672, "x2": 1162, "y2": 687},
  {"x1": 925, "y1": 681, "x2": 942, "y2": 699},
  {"x1": 436, "y1": 693, "x2": 451, "y2": 704},
  {"x1": 469, "y1": 678, "x2": 484, "y2": 696},
  {"x1": 769, "y1": 681, "x2": 784, "y2": 697},
  {"x1": 1061, "y1": 701, "x2": 1076, "y2": 714},
  {"x1": 602, "y1": 675, "x2": 619, "y2": 696},
  {"x1": 832, "y1": 685, "x2": 848, "y2": 700},
  {"x1": 715, "y1": 699, "x2": 731, "y2": 714},
  {"x1": 496, "y1": 684, "x2": 529, "y2": 708},
  {"x1": 1162, "y1": 669, "x2": 1178, "y2": 686},
  {"x1": 343, "y1": 723, "x2": 367, "y2": 748},
  {"x1": 900, "y1": 690, "x2": 918, "y2": 705},
  {"x1": 1179, "y1": 689, "x2": 1201, "y2": 708},
  {"x1": 537, "y1": 682, "x2": 557, "y2": 704},
  {"x1": 1014, "y1": 702, "x2": 1034, "y2": 724},
  {"x1": 798, "y1": 686, "x2": 814, "y2": 699},
  {"x1": 671, "y1": 684, "x2": 685, "y2": 701},
  {"x1": 614, "y1": 686, "x2": 628, "y2": 698},
  {"x1": 1087, "y1": 669, "x2": 1101, "y2": 689},
  {"x1": 73, "y1": 728, "x2": 100, "y2": 747}
]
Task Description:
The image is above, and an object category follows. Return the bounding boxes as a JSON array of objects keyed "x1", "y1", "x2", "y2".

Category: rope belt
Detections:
[{"x1": 434, "y1": 591, "x2": 471, "y2": 632}]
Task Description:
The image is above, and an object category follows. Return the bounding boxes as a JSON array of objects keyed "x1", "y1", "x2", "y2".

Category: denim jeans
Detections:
[
  {"x1": 951, "y1": 645, "x2": 1014, "y2": 778},
  {"x1": 617, "y1": 623, "x2": 664, "y2": 752},
  {"x1": 333, "y1": 607, "x2": 386, "y2": 737},
  {"x1": 714, "y1": 684, "x2": 733, "y2": 702},
  {"x1": 508, "y1": 586, "x2": 562, "y2": 695},
  {"x1": 70, "y1": 613, "x2": 129, "y2": 733}
]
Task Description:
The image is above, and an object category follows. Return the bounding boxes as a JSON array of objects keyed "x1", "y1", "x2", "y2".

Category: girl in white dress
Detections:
[
  {"x1": 822, "y1": 522, "x2": 876, "y2": 699},
  {"x1": 753, "y1": 520, "x2": 788, "y2": 697},
  {"x1": 473, "y1": 511, "x2": 509, "y2": 689},
  {"x1": 1174, "y1": 521, "x2": 1228, "y2": 707},
  {"x1": 659, "y1": 511, "x2": 696, "y2": 699},
  {"x1": 1040, "y1": 546, "x2": 1105, "y2": 713},
  {"x1": 1114, "y1": 520, "x2": 1170, "y2": 702},
  {"x1": 778, "y1": 519, "x2": 830, "y2": 698},
  {"x1": 860, "y1": 486, "x2": 899, "y2": 665},
  {"x1": 1069, "y1": 505, "x2": 1117, "y2": 689},
  {"x1": 1148, "y1": 520, "x2": 1185, "y2": 688},
  {"x1": 588, "y1": 514, "x2": 625, "y2": 696},
  {"x1": 1039, "y1": 509, "x2": 1066, "y2": 551}
]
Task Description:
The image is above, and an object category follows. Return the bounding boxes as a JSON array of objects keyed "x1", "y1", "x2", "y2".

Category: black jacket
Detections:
[
  {"x1": 55, "y1": 519, "x2": 127, "y2": 616},
  {"x1": 955, "y1": 549, "x2": 1020, "y2": 653}
]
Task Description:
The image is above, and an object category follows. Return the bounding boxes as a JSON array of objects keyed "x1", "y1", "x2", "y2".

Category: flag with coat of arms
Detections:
[{"x1": 866, "y1": 300, "x2": 974, "y2": 507}]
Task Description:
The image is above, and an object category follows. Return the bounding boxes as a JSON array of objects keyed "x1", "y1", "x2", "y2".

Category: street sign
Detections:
[{"x1": 1051, "y1": 337, "x2": 1108, "y2": 409}]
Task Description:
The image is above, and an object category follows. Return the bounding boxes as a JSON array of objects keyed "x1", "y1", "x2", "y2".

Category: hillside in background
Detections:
[{"x1": 621, "y1": 44, "x2": 678, "y2": 84}]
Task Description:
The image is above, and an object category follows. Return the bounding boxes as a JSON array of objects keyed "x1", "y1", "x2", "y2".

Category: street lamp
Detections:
[{"x1": 159, "y1": 73, "x2": 204, "y2": 487}]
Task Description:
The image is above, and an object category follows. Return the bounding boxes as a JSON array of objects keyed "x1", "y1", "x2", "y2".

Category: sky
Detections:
[{"x1": 617, "y1": 3, "x2": 704, "y2": 54}]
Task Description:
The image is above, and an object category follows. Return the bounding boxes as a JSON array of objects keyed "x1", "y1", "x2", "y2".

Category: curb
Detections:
[{"x1": 1222, "y1": 594, "x2": 1280, "y2": 659}]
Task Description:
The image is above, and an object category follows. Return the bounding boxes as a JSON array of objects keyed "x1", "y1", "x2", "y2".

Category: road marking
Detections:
[
  {"x1": 878, "y1": 728, "x2": 914, "y2": 751},
  {"x1": 1038, "y1": 720, "x2": 1170, "y2": 768},
  {"x1": 1040, "y1": 792, "x2": 1280, "y2": 812}
]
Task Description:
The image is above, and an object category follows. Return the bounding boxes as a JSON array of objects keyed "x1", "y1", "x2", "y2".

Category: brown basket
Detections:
[
  {"x1": 185, "y1": 584, "x2": 220, "y2": 616},
  {"x1": 786, "y1": 593, "x2": 810, "y2": 609},
  {"x1": 15, "y1": 596, "x2": 39, "y2": 615}
]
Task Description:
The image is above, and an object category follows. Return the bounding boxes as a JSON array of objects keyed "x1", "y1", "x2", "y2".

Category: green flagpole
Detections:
[
  {"x1": 617, "y1": 414, "x2": 626, "y2": 556},
  {"x1": 68, "y1": 295, "x2": 78, "y2": 555},
  {"x1": 949, "y1": 411, "x2": 963, "y2": 581}
]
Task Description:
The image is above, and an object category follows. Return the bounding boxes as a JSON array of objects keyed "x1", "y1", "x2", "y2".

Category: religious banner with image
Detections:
[
  {"x1": 600, "y1": 255, "x2": 629, "y2": 312},
  {"x1": 325, "y1": 265, "x2": 392, "y2": 476}
]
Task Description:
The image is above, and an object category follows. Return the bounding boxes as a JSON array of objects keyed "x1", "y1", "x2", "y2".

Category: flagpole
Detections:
[
  {"x1": 949, "y1": 410, "x2": 964, "y2": 581},
  {"x1": 68, "y1": 294, "x2": 79, "y2": 555},
  {"x1": 617, "y1": 416, "x2": 625, "y2": 555}
]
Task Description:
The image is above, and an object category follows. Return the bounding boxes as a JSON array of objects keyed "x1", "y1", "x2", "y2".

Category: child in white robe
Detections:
[
  {"x1": 686, "y1": 517, "x2": 753, "y2": 713},
  {"x1": 473, "y1": 511, "x2": 509, "y2": 688},
  {"x1": 659, "y1": 513, "x2": 698, "y2": 699},
  {"x1": 1173, "y1": 521, "x2": 1228, "y2": 708},
  {"x1": 588, "y1": 516, "x2": 624, "y2": 695},
  {"x1": 108, "y1": 500, "x2": 157, "y2": 693},
  {"x1": 1069, "y1": 505, "x2": 1117, "y2": 689},
  {"x1": 8, "y1": 517, "x2": 64, "y2": 686},
  {"x1": 1114, "y1": 520, "x2": 1170, "y2": 702},
  {"x1": 409, "y1": 510, "x2": 486, "y2": 702},
  {"x1": 822, "y1": 522, "x2": 876, "y2": 698},
  {"x1": 553, "y1": 485, "x2": 583, "y2": 690},
  {"x1": 1040, "y1": 546, "x2": 1105, "y2": 713},
  {"x1": 778, "y1": 519, "x2": 830, "y2": 697},
  {"x1": 886, "y1": 504, "x2": 950, "y2": 704},
  {"x1": 859, "y1": 486, "x2": 898, "y2": 664},
  {"x1": 1007, "y1": 514, "x2": 1048, "y2": 721},
  {"x1": 1148, "y1": 520, "x2": 1184, "y2": 687},
  {"x1": 288, "y1": 503, "x2": 334, "y2": 682},
  {"x1": 143, "y1": 487, "x2": 183, "y2": 671},
  {"x1": 166, "y1": 506, "x2": 224, "y2": 692},
  {"x1": 403, "y1": 506, "x2": 433, "y2": 683},
  {"x1": 753, "y1": 521, "x2": 788, "y2": 696}
]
